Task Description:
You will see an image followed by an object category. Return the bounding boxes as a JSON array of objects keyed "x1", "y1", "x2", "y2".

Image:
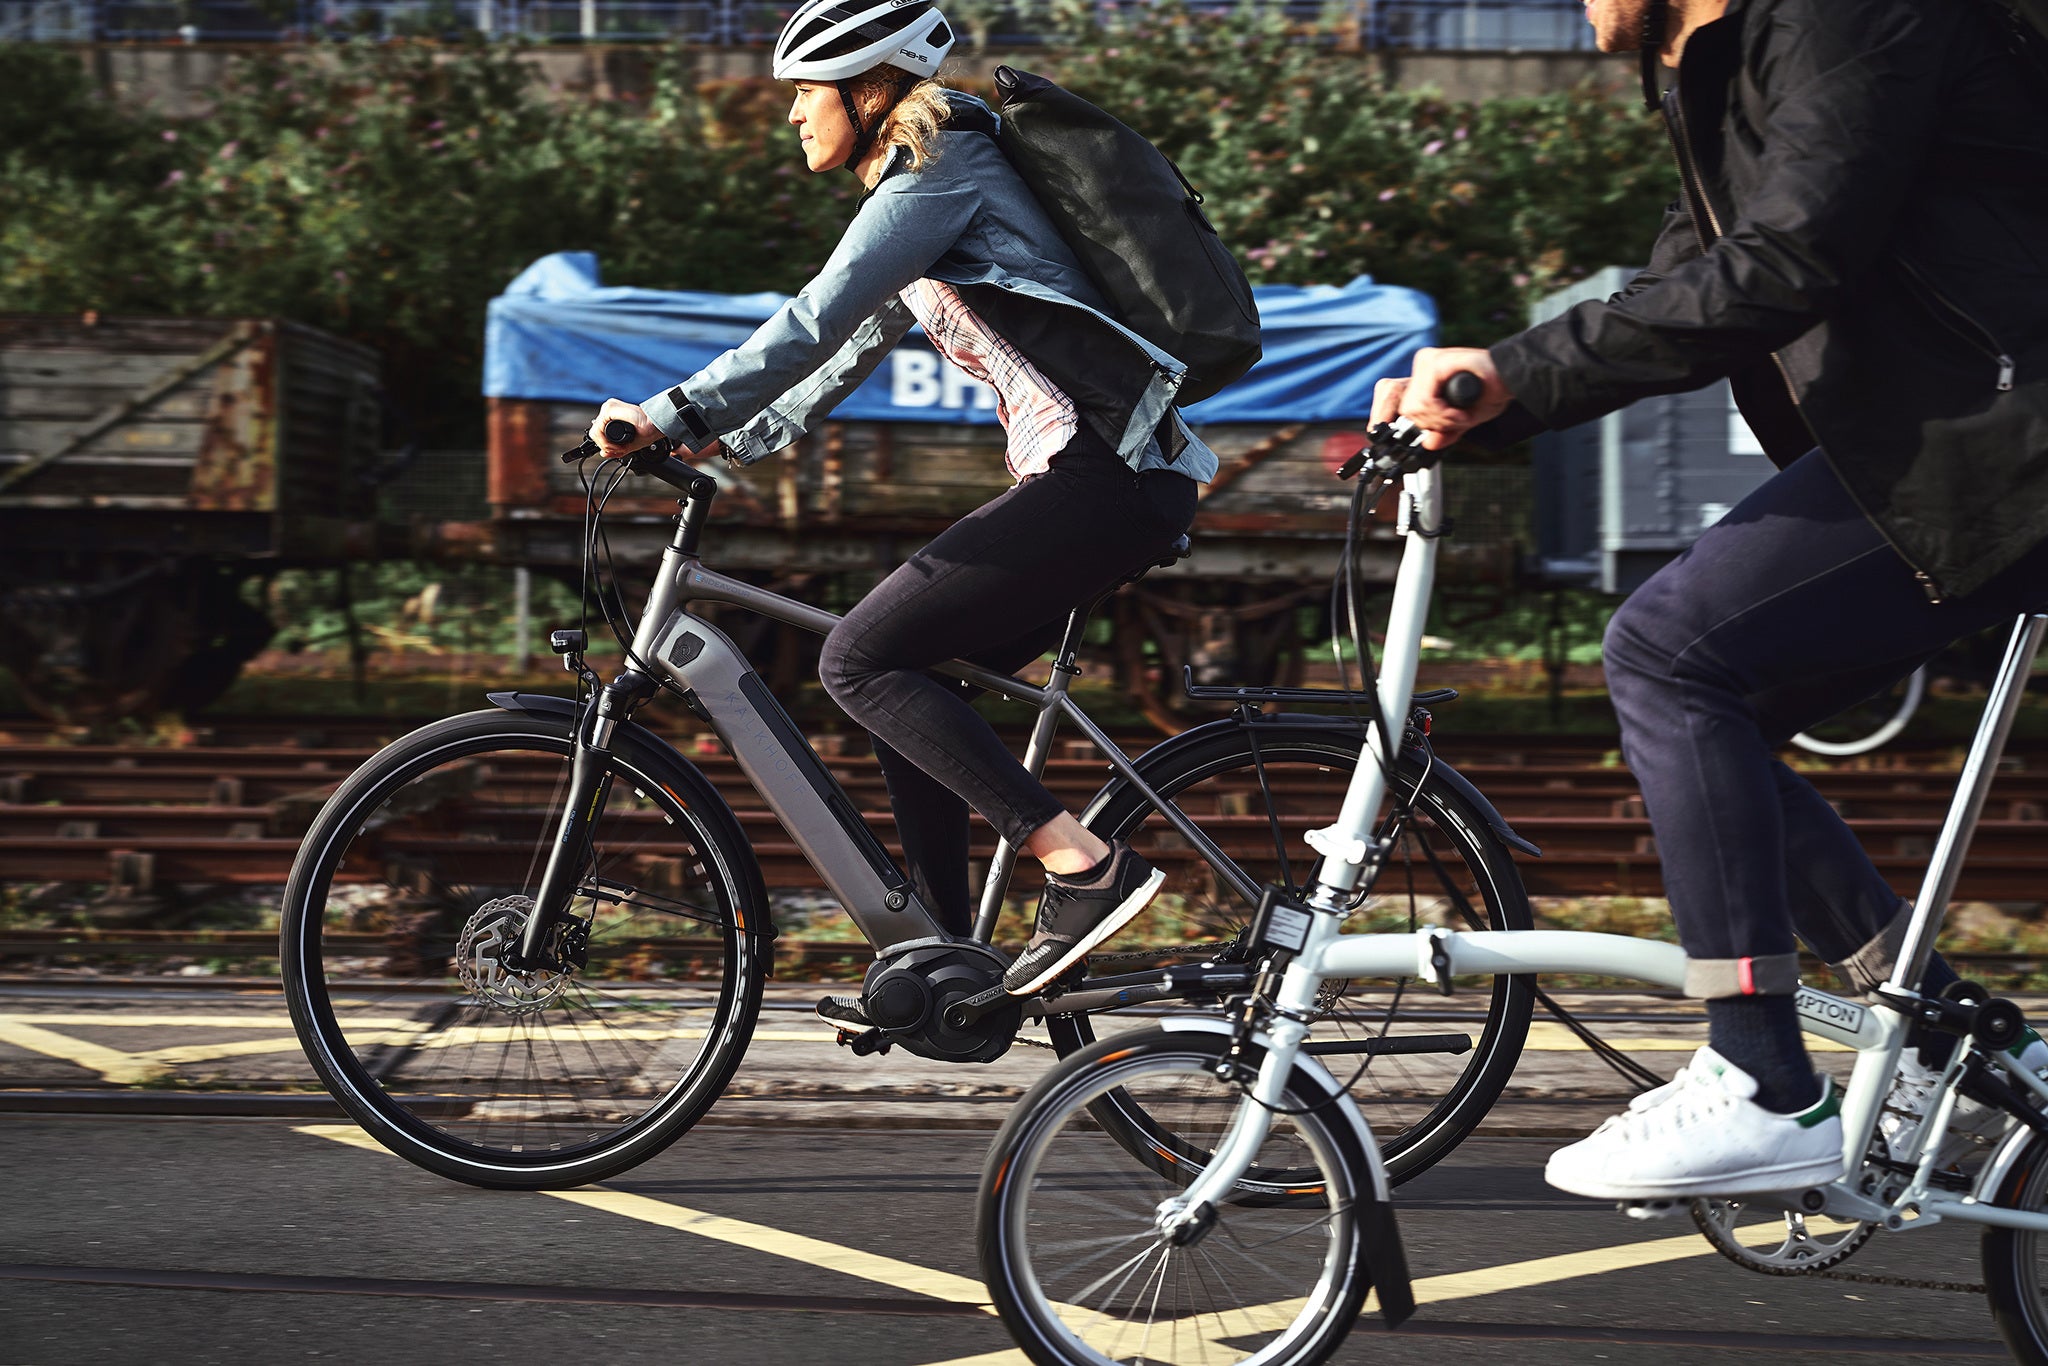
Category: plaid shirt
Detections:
[{"x1": 901, "y1": 278, "x2": 1079, "y2": 481}]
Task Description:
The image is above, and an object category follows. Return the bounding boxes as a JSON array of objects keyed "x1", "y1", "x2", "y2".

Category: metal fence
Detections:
[{"x1": 4, "y1": 0, "x2": 1595, "y2": 47}]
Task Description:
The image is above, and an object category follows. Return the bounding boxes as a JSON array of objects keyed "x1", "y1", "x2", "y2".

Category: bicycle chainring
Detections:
[
  {"x1": 456, "y1": 895, "x2": 572, "y2": 1014},
  {"x1": 1689, "y1": 1197, "x2": 1878, "y2": 1275}
]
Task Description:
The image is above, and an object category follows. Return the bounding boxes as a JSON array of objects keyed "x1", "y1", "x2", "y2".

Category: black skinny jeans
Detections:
[
  {"x1": 819, "y1": 431, "x2": 1199, "y2": 935},
  {"x1": 1604, "y1": 449, "x2": 2048, "y2": 1001}
]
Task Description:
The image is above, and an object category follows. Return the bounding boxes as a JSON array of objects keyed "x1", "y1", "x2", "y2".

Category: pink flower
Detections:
[
  {"x1": 1377, "y1": 188, "x2": 1396, "y2": 201},
  {"x1": 428, "y1": 138, "x2": 446, "y2": 150},
  {"x1": 162, "y1": 169, "x2": 186, "y2": 187},
  {"x1": 428, "y1": 119, "x2": 445, "y2": 131},
  {"x1": 1421, "y1": 139, "x2": 1445, "y2": 156},
  {"x1": 333, "y1": 269, "x2": 349, "y2": 283},
  {"x1": 218, "y1": 140, "x2": 239, "y2": 159},
  {"x1": 161, "y1": 129, "x2": 178, "y2": 142}
]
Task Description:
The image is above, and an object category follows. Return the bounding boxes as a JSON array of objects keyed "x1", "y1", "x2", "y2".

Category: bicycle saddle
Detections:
[{"x1": 1118, "y1": 534, "x2": 1193, "y2": 589}]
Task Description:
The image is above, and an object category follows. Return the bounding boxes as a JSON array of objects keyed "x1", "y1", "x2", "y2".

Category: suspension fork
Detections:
[{"x1": 507, "y1": 668, "x2": 658, "y2": 971}]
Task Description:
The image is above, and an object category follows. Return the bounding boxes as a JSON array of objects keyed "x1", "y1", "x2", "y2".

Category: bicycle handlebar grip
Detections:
[
  {"x1": 604, "y1": 418, "x2": 640, "y2": 445},
  {"x1": 1441, "y1": 370, "x2": 1484, "y2": 410}
]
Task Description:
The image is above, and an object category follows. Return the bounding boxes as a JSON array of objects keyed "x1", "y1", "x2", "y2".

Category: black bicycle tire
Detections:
[
  {"x1": 979, "y1": 1028, "x2": 1374, "y2": 1366},
  {"x1": 280, "y1": 708, "x2": 769, "y2": 1190},
  {"x1": 1983, "y1": 1129, "x2": 2048, "y2": 1363},
  {"x1": 1048, "y1": 723, "x2": 1535, "y2": 1187}
]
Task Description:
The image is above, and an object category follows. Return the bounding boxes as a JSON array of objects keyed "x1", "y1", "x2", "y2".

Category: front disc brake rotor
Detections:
[{"x1": 456, "y1": 895, "x2": 571, "y2": 1014}]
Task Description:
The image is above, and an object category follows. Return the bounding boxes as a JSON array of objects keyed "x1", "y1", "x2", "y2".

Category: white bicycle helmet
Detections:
[{"x1": 771, "y1": 0, "x2": 955, "y2": 84}]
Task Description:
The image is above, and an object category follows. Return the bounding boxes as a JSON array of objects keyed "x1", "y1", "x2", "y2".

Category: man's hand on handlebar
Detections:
[{"x1": 1371, "y1": 347, "x2": 1513, "y2": 452}]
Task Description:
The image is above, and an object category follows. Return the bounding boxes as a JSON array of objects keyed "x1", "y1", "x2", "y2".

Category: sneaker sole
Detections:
[
  {"x1": 1544, "y1": 1154, "x2": 1844, "y2": 1201},
  {"x1": 1006, "y1": 867, "x2": 1167, "y2": 998}
]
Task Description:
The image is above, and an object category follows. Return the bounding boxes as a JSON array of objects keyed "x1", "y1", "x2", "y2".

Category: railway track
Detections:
[{"x1": 2, "y1": 724, "x2": 2045, "y2": 904}]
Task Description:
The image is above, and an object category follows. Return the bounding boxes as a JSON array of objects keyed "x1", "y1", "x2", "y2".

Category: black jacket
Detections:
[{"x1": 1488, "y1": 0, "x2": 2048, "y2": 599}]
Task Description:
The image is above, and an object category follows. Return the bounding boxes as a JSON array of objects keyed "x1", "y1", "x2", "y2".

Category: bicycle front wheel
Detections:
[
  {"x1": 1055, "y1": 719, "x2": 1534, "y2": 1185},
  {"x1": 280, "y1": 708, "x2": 768, "y2": 1189},
  {"x1": 980, "y1": 1028, "x2": 1378, "y2": 1366}
]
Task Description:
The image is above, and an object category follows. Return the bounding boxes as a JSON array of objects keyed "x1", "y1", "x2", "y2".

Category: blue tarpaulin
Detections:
[{"x1": 484, "y1": 252, "x2": 1436, "y2": 426}]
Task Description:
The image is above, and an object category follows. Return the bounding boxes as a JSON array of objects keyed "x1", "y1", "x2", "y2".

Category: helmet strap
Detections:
[
  {"x1": 1640, "y1": 0, "x2": 1670, "y2": 111},
  {"x1": 837, "y1": 70, "x2": 915, "y2": 164}
]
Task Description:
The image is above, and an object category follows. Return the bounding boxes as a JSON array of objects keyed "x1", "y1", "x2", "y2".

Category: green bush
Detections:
[
  {"x1": 1046, "y1": 3, "x2": 1671, "y2": 342},
  {"x1": 0, "y1": 15, "x2": 1671, "y2": 441}
]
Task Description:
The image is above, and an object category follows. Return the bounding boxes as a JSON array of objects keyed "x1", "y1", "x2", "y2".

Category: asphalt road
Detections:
[{"x1": 0, "y1": 1114, "x2": 2016, "y2": 1365}]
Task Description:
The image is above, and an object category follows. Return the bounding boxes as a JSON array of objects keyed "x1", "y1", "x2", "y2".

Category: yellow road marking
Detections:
[
  {"x1": 298, "y1": 1120, "x2": 1777, "y2": 1366},
  {"x1": 1521, "y1": 1021, "x2": 1848, "y2": 1053},
  {"x1": 0, "y1": 1017, "x2": 166, "y2": 1084},
  {"x1": 297, "y1": 1124, "x2": 994, "y2": 1310},
  {"x1": 552, "y1": 1188, "x2": 997, "y2": 1308}
]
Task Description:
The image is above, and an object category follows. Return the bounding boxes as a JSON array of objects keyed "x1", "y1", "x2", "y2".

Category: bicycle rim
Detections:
[
  {"x1": 1985, "y1": 1130, "x2": 2048, "y2": 1363},
  {"x1": 982, "y1": 1034, "x2": 1368, "y2": 1366},
  {"x1": 1062, "y1": 726, "x2": 1533, "y2": 1184},
  {"x1": 282, "y1": 713, "x2": 762, "y2": 1183}
]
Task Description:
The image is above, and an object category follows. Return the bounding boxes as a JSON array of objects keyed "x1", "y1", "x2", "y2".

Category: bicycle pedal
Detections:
[
  {"x1": 836, "y1": 1026, "x2": 893, "y2": 1057},
  {"x1": 1619, "y1": 1198, "x2": 1686, "y2": 1221}
]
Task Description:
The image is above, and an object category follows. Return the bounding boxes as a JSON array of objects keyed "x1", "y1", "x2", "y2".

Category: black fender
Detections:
[
  {"x1": 1104, "y1": 712, "x2": 1540, "y2": 859},
  {"x1": 485, "y1": 690, "x2": 780, "y2": 945}
]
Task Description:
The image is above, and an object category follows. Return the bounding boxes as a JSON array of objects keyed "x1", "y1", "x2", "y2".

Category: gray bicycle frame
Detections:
[{"x1": 622, "y1": 534, "x2": 1260, "y2": 957}]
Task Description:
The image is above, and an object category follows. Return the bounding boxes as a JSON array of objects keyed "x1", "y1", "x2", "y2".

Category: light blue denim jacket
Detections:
[{"x1": 641, "y1": 93, "x2": 1216, "y2": 483}]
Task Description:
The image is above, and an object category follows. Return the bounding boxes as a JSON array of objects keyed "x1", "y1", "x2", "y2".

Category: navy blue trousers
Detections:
[{"x1": 1603, "y1": 449, "x2": 2048, "y2": 996}]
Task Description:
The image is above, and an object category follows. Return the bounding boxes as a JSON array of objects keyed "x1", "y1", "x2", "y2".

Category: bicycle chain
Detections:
[{"x1": 1811, "y1": 1267, "x2": 1984, "y2": 1294}]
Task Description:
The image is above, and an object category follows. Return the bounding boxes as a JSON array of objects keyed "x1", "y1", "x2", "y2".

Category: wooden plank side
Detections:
[
  {"x1": 0, "y1": 388, "x2": 214, "y2": 423},
  {"x1": 0, "y1": 315, "x2": 236, "y2": 354},
  {"x1": 0, "y1": 418, "x2": 210, "y2": 458}
]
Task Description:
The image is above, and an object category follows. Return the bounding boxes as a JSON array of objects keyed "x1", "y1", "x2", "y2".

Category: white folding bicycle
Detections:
[{"x1": 975, "y1": 380, "x2": 2048, "y2": 1366}]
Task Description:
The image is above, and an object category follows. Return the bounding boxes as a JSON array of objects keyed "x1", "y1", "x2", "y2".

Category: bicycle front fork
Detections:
[{"x1": 507, "y1": 666, "x2": 658, "y2": 972}]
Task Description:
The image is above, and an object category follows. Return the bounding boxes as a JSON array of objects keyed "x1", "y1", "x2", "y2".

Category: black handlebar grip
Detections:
[
  {"x1": 604, "y1": 418, "x2": 640, "y2": 445},
  {"x1": 1441, "y1": 370, "x2": 1484, "y2": 410}
]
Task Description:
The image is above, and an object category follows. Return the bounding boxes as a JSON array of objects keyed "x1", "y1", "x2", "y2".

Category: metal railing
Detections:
[{"x1": 13, "y1": 0, "x2": 1595, "y2": 47}]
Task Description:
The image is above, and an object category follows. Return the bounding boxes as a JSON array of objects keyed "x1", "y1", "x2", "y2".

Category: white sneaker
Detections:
[
  {"x1": 1881, "y1": 1027, "x2": 2048, "y2": 1170},
  {"x1": 1545, "y1": 1047, "x2": 1845, "y2": 1200}
]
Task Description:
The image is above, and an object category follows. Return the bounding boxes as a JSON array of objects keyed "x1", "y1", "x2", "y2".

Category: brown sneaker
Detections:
[{"x1": 1003, "y1": 842, "x2": 1165, "y2": 996}]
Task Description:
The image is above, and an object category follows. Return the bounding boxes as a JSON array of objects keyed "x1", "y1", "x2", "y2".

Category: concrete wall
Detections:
[{"x1": 71, "y1": 42, "x2": 1637, "y2": 117}]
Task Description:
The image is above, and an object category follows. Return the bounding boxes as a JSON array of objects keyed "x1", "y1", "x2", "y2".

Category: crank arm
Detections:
[{"x1": 1304, "y1": 1033, "x2": 1472, "y2": 1057}]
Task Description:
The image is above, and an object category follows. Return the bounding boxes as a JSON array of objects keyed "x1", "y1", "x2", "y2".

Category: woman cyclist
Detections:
[{"x1": 587, "y1": 0, "x2": 1219, "y2": 1012}]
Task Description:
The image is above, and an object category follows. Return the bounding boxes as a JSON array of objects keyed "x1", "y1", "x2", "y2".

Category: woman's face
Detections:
[{"x1": 789, "y1": 81, "x2": 855, "y2": 172}]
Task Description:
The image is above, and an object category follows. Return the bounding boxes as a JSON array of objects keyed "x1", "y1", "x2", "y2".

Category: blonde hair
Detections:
[{"x1": 846, "y1": 73, "x2": 952, "y2": 173}]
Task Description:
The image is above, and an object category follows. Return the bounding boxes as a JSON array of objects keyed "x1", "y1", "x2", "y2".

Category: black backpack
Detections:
[{"x1": 990, "y1": 65, "x2": 1261, "y2": 407}]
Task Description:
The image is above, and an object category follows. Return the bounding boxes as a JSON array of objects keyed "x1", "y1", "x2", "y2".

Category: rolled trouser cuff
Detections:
[
  {"x1": 1684, "y1": 953, "x2": 1803, "y2": 999},
  {"x1": 1830, "y1": 898, "x2": 1915, "y2": 997}
]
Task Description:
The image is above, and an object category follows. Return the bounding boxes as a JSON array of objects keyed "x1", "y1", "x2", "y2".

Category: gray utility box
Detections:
[{"x1": 1528, "y1": 267, "x2": 1778, "y2": 594}]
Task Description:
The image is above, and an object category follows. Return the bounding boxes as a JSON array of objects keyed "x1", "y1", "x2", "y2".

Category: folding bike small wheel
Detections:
[{"x1": 979, "y1": 1028, "x2": 1385, "y2": 1366}]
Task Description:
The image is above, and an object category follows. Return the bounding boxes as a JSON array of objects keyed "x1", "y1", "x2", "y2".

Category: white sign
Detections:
[{"x1": 891, "y1": 351, "x2": 998, "y2": 412}]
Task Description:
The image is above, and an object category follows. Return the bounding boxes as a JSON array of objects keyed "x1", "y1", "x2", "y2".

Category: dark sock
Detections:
[
  {"x1": 1707, "y1": 995, "x2": 1821, "y2": 1114},
  {"x1": 1052, "y1": 844, "x2": 1117, "y2": 888}
]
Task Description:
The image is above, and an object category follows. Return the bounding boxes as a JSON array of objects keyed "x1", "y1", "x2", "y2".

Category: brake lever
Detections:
[
  {"x1": 559, "y1": 417, "x2": 673, "y2": 465},
  {"x1": 1334, "y1": 370, "x2": 1484, "y2": 481}
]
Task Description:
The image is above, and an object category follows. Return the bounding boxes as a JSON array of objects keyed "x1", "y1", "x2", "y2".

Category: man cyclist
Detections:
[{"x1": 1373, "y1": 0, "x2": 2048, "y2": 1199}]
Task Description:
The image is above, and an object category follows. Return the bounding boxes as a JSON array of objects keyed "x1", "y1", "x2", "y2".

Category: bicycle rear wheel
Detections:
[
  {"x1": 1982, "y1": 1129, "x2": 2048, "y2": 1363},
  {"x1": 280, "y1": 708, "x2": 768, "y2": 1189},
  {"x1": 1052, "y1": 719, "x2": 1534, "y2": 1185},
  {"x1": 979, "y1": 1028, "x2": 1380, "y2": 1366}
]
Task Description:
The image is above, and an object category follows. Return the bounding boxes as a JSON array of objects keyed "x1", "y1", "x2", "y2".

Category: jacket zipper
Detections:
[
  {"x1": 1894, "y1": 255, "x2": 2019, "y2": 392},
  {"x1": 1665, "y1": 90, "x2": 1952, "y2": 604}
]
